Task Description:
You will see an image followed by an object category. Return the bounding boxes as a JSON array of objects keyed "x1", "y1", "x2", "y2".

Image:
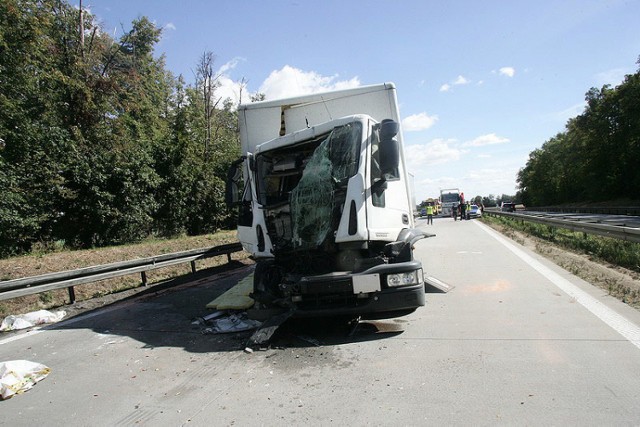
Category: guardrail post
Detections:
[
  {"x1": 68, "y1": 286, "x2": 76, "y2": 304},
  {"x1": 141, "y1": 271, "x2": 148, "y2": 287},
  {"x1": 190, "y1": 261, "x2": 197, "y2": 274}
]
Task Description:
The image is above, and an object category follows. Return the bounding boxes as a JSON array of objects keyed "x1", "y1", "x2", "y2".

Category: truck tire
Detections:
[{"x1": 253, "y1": 260, "x2": 281, "y2": 305}]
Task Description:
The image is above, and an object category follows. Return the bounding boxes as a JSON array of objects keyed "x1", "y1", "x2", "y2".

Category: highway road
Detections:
[{"x1": 2, "y1": 216, "x2": 640, "y2": 425}]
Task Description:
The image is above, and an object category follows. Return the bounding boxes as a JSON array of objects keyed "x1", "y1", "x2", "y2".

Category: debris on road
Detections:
[
  {"x1": 190, "y1": 310, "x2": 226, "y2": 327},
  {"x1": 0, "y1": 310, "x2": 66, "y2": 332},
  {"x1": 424, "y1": 276, "x2": 455, "y2": 293},
  {"x1": 201, "y1": 313, "x2": 261, "y2": 334},
  {"x1": 206, "y1": 274, "x2": 254, "y2": 310},
  {"x1": 0, "y1": 360, "x2": 51, "y2": 400},
  {"x1": 246, "y1": 309, "x2": 295, "y2": 347}
]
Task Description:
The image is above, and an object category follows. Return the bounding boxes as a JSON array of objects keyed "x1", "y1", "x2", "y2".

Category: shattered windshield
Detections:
[
  {"x1": 255, "y1": 121, "x2": 362, "y2": 250},
  {"x1": 290, "y1": 122, "x2": 362, "y2": 248}
]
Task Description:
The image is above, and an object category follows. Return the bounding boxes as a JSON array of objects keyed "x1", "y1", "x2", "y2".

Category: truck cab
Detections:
[{"x1": 227, "y1": 84, "x2": 429, "y2": 319}]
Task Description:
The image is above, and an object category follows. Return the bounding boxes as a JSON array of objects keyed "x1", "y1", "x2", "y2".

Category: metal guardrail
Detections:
[
  {"x1": 530, "y1": 206, "x2": 640, "y2": 216},
  {"x1": 484, "y1": 210, "x2": 640, "y2": 243},
  {"x1": 0, "y1": 242, "x2": 245, "y2": 303}
]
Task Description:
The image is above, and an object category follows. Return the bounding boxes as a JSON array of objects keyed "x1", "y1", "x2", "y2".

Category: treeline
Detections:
[
  {"x1": 517, "y1": 57, "x2": 640, "y2": 207},
  {"x1": 0, "y1": 1, "x2": 244, "y2": 257}
]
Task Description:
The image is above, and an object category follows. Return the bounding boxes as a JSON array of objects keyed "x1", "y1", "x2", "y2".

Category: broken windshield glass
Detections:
[{"x1": 290, "y1": 122, "x2": 362, "y2": 249}]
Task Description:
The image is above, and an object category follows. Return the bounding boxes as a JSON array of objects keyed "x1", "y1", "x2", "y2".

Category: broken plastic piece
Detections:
[
  {"x1": 246, "y1": 309, "x2": 295, "y2": 346},
  {"x1": 424, "y1": 276, "x2": 455, "y2": 293},
  {"x1": 201, "y1": 313, "x2": 261, "y2": 334}
]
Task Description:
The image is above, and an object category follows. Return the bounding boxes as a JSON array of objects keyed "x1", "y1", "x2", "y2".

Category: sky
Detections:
[{"x1": 89, "y1": 0, "x2": 640, "y2": 203}]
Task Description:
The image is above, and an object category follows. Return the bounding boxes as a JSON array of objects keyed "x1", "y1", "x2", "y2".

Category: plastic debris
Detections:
[
  {"x1": 247, "y1": 309, "x2": 295, "y2": 346},
  {"x1": 0, "y1": 360, "x2": 51, "y2": 399},
  {"x1": 201, "y1": 313, "x2": 261, "y2": 334},
  {"x1": 0, "y1": 310, "x2": 66, "y2": 332},
  {"x1": 191, "y1": 310, "x2": 227, "y2": 327}
]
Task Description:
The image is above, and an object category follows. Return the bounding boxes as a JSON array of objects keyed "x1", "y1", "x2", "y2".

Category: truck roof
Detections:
[
  {"x1": 254, "y1": 114, "x2": 371, "y2": 155},
  {"x1": 238, "y1": 83, "x2": 401, "y2": 154}
]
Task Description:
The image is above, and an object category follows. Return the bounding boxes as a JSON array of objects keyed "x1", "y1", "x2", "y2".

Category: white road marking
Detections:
[
  {"x1": 0, "y1": 327, "x2": 44, "y2": 345},
  {"x1": 475, "y1": 220, "x2": 640, "y2": 351}
]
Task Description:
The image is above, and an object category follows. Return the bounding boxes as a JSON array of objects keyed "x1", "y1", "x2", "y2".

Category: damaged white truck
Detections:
[{"x1": 226, "y1": 83, "x2": 430, "y2": 320}]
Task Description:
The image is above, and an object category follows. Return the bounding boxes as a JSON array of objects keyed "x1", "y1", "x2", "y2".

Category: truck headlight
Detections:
[{"x1": 386, "y1": 270, "x2": 421, "y2": 287}]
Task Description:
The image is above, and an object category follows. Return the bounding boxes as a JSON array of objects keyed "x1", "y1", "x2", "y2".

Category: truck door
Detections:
[{"x1": 366, "y1": 120, "x2": 411, "y2": 241}]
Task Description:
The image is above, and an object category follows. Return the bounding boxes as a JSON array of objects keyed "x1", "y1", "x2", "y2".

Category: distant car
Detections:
[
  {"x1": 501, "y1": 202, "x2": 516, "y2": 212},
  {"x1": 467, "y1": 204, "x2": 482, "y2": 219}
]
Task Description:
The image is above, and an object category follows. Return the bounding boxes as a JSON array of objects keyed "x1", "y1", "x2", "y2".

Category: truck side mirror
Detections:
[
  {"x1": 378, "y1": 119, "x2": 399, "y2": 176},
  {"x1": 225, "y1": 156, "x2": 245, "y2": 206}
]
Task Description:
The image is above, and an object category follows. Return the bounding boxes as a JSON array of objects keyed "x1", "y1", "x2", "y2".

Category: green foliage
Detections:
[
  {"x1": 517, "y1": 57, "x2": 640, "y2": 206},
  {"x1": 0, "y1": 1, "x2": 240, "y2": 257},
  {"x1": 485, "y1": 215, "x2": 640, "y2": 273}
]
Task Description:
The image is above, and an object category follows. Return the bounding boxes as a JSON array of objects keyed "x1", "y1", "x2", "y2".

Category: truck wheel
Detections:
[{"x1": 253, "y1": 260, "x2": 281, "y2": 304}]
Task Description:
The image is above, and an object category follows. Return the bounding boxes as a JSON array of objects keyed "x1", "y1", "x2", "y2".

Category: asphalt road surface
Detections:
[{"x1": 2, "y1": 216, "x2": 640, "y2": 425}]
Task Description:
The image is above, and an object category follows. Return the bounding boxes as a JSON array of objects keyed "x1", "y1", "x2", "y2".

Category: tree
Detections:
[
  {"x1": 517, "y1": 56, "x2": 640, "y2": 206},
  {"x1": 195, "y1": 51, "x2": 221, "y2": 159},
  {"x1": 0, "y1": 1, "x2": 243, "y2": 256}
]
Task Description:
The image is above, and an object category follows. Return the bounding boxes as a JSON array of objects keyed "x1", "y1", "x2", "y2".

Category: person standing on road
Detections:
[{"x1": 426, "y1": 203, "x2": 434, "y2": 225}]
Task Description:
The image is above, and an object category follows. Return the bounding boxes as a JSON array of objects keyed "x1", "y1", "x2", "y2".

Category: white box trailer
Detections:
[
  {"x1": 227, "y1": 83, "x2": 431, "y2": 319},
  {"x1": 440, "y1": 188, "x2": 461, "y2": 217}
]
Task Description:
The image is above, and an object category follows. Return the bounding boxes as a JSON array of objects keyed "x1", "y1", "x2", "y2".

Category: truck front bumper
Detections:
[{"x1": 290, "y1": 260, "x2": 426, "y2": 319}]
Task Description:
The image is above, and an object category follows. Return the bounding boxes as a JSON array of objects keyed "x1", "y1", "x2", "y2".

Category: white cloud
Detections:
[
  {"x1": 466, "y1": 167, "x2": 519, "y2": 191},
  {"x1": 212, "y1": 58, "x2": 251, "y2": 107},
  {"x1": 404, "y1": 139, "x2": 466, "y2": 169},
  {"x1": 164, "y1": 23, "x2": 176, "y2": 31},
  {"x1": 453, "y1": 75, "x2": 470, "y2": 85},
  {"x1": 218, "y1": 57, "x2": 243, "y2": 75},
  {"x1": 258, "y1": 65, "x2": 360, "y2": 99},
  {"x1": 440, "y1": 75, "x2": 470, "y2": 92},
  {"x1": 402, "y1": 113, "x2": 439, "y2": 131},
  {"x1": 477, "y1": 154, "x2": 492, "y2": 159},
  {"x1": 499, "y1": 67, "x2": 515, "y2": 77},
  {"x1": 463, "y1": 133, "x2": 510, "y2": 147}
]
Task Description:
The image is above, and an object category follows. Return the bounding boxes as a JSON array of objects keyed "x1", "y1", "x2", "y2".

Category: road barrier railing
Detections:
[
  {"x1": 530, "y1": 206, "x2": 640, "y2": 216},
  {"x1": 484, "y1": 210, "x2": 640, "y2": 243},
  {"x1": 0, "y1": 242, "x2": 245, "y2": 303}
]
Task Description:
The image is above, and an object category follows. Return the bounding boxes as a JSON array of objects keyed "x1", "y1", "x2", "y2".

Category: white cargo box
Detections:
[{"x1": 238, "y1": 83, "x2": 402, "y2": 154}]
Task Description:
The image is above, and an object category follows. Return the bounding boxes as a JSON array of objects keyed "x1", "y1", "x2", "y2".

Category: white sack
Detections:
[
  {"x1": 0, "y1": 360, "x2": 51, "y2": 399},
  {"x1": 0, "y1": 310, "x2": 66, "y2": 331}
]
